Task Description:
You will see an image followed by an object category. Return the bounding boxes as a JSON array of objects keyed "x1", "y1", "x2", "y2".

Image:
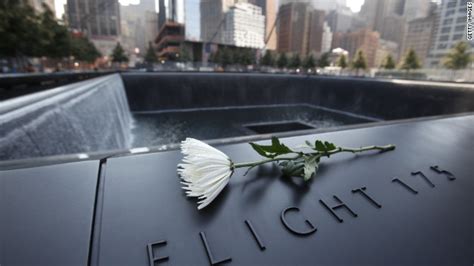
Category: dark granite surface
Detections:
[
  {"x1": 93, "y1": 115, "x2": 474, "y2": 265},
  {"x1": 0, "y1": 160, "x2": 100, "y2": 266}
]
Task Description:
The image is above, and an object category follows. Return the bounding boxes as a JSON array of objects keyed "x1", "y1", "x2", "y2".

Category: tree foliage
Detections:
[
  {"x1": 443, "y1": 41, "x2": 472, "y2": 70},
  {"x1": 0, "y1": 1, "x2": 100, "y2": 64},
  {"x1": 144, "y1": 42, "x2": 157, "y2": 63},
  {"x1": 399, "y1": 49, "x2": 421, "y2": 71},
  {"x1": 303, "y1": 54, "x2": 316, "y2": 69},
  {"x1": 277, "y1": 53, "x2": 288, "y2": 68},
  {"x1": 261, "y1": 50, "x2": 275, "y2": 66},
  {"x1": 318, "y1": 52, "x2": 330, "y2": 68},
  {"x1": 352, "y1": 50, "x2": 367, "y2": 71},
  {"x1": 381, "y1": 54, "x2": 395, "y2": 69},
  {"x1": 289, "y1": 53, "x2": 301, "y2": 68},
  {"x1": 179, "y1": 46, "x2": 192, "y2": 62},
  {"x1": 0, "y1": 1, "x2": 42, "y2": 57},
  {"x1": 111, "y1": 42, "x2": 129, "y2": 63},
  {"x1": 70, "y1": 35, "x2": 101, "y2": 63},
  {"x1": 337, "y1": 54, "x2": 348, "y2": 69}
]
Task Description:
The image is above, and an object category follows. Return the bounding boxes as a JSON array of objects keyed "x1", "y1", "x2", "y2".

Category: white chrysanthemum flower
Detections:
[{"x1": 178, "y1": 138, "x2": 233, "y2": 210}]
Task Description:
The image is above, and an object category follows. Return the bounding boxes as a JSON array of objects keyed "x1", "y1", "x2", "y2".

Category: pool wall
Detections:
[
  {"x1": 0, "y1": 74, "x2": 132, "y2": 161},
  {"x1": 122, "y1": 73, "x2": 474, "y2": 120}
]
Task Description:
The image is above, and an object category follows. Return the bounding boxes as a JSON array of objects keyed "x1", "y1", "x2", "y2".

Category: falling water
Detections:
[{"x1": 0, "y1": 74, "x2": 133, "y2": 161}]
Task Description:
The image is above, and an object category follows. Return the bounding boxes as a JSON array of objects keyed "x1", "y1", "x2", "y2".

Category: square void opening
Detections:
[{"x1": 243, "y1": 121, "x2": 315, "y2": 134}]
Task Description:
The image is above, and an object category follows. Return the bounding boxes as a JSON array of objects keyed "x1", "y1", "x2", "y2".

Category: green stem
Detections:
[
  {"x1": 233, "y1": 144, "x2": 395, "y2": 170},
  {"x1": 233, "y1": 155, "x2": 300, "y2": 169}
]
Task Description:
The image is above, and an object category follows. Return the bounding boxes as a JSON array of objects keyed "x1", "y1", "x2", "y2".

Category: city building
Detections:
[
  {"x1": 360, "y1": 0, "x2": 404, "y2": 32},
  {"x1": 380, "y1": 15, "x2": 407, "y2": 51},
  {"x1": 307, "y1": 9, "x2": 326, "y2": 55},
  {"x1": 427, "y1": 0, "x2": 470, "y2": 67},
  {"x1": 277, "y1": 2, "x2": 311, "y2": 54},
  {"x1": 279, "y1": 0, "x2": 347, "y2": 12},
  {"x1": 158, "y1": 0, "x2": 185, "y2": 28},
  {"x1": 67, "y1": 0, "x2": 121, "y2": 56},
  {"x1": 248, "y1": 0, "x2": 277, "y2": 50},
  {"x1": 402, "y1": 15, "x2": 436, "y2": 66},
  {"x1": 200, "y1": 0, "x2": 236, "y2": 44},
  {"x1": 332, "y1": 28, "x2": 380, "y2": 68},
  {"x1": 155, "y1": 22, "x2": 185, "y2": 60},
  {"x1": 403, "y1": 0, "x2": 431, "y2": 21},
  {"x1": 223, "y1": 2, "x2": 265, "y2": 49},
  {"x1": 327, "y1": 6, "x2": 366, "y2": 33},
  {"x1": 278, "y1": 2, "x2": 332, "y2": 56},
  {"x1": 321, "y1": 22, "x2": 333, "y2": 54},
  {"x1": 374, "y1": 39, "x2": 399, "y2": 67},
  {"x1": 120, "y1": 1, "x2": 158, "y2": 56}
]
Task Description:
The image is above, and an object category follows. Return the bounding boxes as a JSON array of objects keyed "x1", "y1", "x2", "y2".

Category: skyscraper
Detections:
[
  {"x1": 403, "y1": 0, "x2": 431, "y2": 21},
  {"x1": 360, "y1": 0, "x2": 405, "y2": 32},
  {"x1": 67, "y1": 0, "x2": 120, "y2": 37},
  {"x1": 277, "y1": 2, "x2": 311, "y2": 54},
  {"x1": 427, "y1": 0, "x2": 471, "y2": 67},
  {"x1": 279, "y1": 0, "x2": 346, "y2": 12},
  {"x1": 223, "y1": 2, "x2": 265, "y2": 49},
  {"x1": 307, "y1": 9, "x2": 326, "y2": 55},
  {"x1": 67, "y1": 0, "x2": 121, "y2": 56},
  {"x1": 200, "y1": 0, "x2": 236, "y2": 44},
  {"x1": 321, "y1": 22, "x2": 333, "y2": 53},
  {"x1": 402, "y1": 14, "x2": 436, "y2": 65},
  {"x1": 248, "y1": 0, "x2": 277, "y2": 50},
  {"x1": 327, "y1": 6, "x2": 362, "y2": 33}
]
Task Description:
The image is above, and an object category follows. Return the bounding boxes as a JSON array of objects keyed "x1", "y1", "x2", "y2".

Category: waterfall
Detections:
[{"x1": 0, "y1": 74, "x2": 133, "y2": 161}]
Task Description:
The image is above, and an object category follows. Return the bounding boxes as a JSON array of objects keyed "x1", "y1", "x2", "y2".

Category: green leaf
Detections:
[
  {"x1": 303, "y1": 155, "x2": 318, "y2": 181},
  {"x1": 315, "y1": 140, "x2": 326, "y2": 151},
  {"x1": 324, "y1": 141, "x2": 336, "y2": 150},
  {"x1": 249, "y1": 137, "x2": 294, "y2": 158},
  {"x1": 249, "y1": 142, "x2": 271, "y2": 158}
]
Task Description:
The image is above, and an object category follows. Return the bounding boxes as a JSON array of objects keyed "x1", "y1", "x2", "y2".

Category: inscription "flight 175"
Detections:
[{"x1": 147, "y1": 165, "x2": 456, "y2": 266}]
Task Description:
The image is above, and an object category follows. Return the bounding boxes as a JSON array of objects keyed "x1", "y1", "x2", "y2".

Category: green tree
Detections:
[
  {"x1": 289, "y1": 53, "x2": 301, "y2": 69},
  {"x1": 111, "y1": 42, "x2": 128, "y2": 63},
  {"x1": 303, "y1": 54, "x2": 316, "y2": 69},
  {"x1": 179, "y1": 45, "x2": 192, "y2": 62},
  {"x1": 246, "y1": 49, "x2": 256, "y2": 65},
  {"x1": 443, "y1": 41, "x2": 471, "y2": 70},
  {"x1": 70, "y1": 35, "x2": 101, "y2": 63},
  {"x1": 220, "y1": 47, "x2": 232, "y2": 67},
  {"x1": 399, "y1": 49, "x2": 421, "y2": 71},
  {"x1": 261, "y1": 50, "x2": 274, "y2": 66},
  {"x1": 381, "y1": 54, "x2": 396, "y2": 69},
  {"x1": 337, "y1": 54, "x2": 348, "y2": 69},
  {"x1": 277, "y1": 53, "x2": 288, "y2": 68},
  {"x1": 0, "y1": 1, "x2": 42, "y2": 58},
  {"x1": 38, "y1": 4, "x2": 71, "y2": 58},
  {"x1": 352, "y1": 50, "x2": 367, "y2": 74},
  {"x1": 318, "y1": 52, "x2": 330, "y2": 68},
  {"x1": 144, "y1": 42, "x2": 157, "y2": 64}
]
